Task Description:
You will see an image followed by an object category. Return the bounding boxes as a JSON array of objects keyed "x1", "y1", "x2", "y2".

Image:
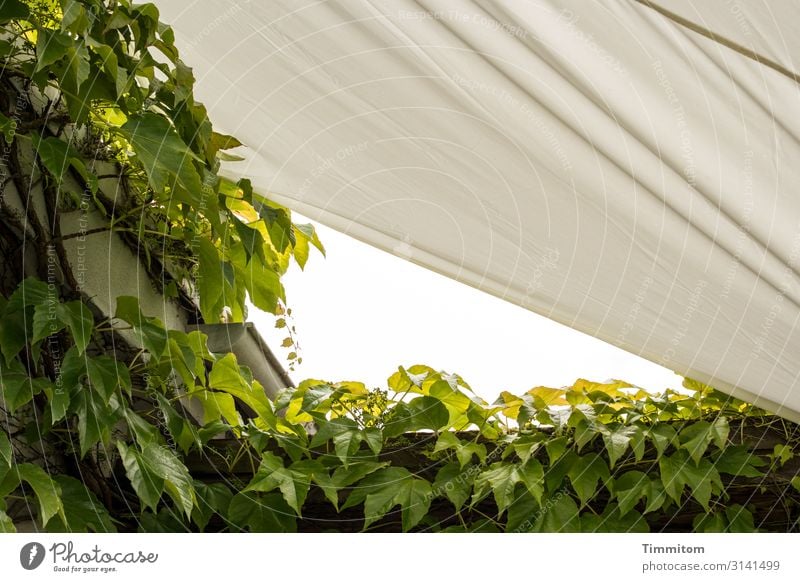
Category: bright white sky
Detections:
[{"x1": 252, "y1": 218, "x2": 682, "y2": 402}]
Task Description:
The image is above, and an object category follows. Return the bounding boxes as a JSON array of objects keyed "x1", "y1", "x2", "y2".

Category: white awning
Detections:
[{"x1": 158, "y1": 0, "x2": 800, "y2": 421}]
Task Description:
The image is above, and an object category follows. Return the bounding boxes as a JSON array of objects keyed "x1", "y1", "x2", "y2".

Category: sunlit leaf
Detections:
[{"x1": 526, "y1": 386, "x2": 568, "y2": 405}]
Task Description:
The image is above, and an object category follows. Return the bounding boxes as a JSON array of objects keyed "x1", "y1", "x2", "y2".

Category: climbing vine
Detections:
[{"x1": 1, "y1": 0, "x2": 799, "y2": 533}]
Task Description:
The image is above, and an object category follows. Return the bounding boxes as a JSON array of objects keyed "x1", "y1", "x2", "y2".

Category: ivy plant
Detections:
[{"x1": 1, "y1": 1, "x2": 799, "y2": 534}]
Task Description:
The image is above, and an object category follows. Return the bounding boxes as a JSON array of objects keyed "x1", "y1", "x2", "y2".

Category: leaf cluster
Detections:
[{"x1": 1, "y1": 2, "x2": 798, "y2": 534}]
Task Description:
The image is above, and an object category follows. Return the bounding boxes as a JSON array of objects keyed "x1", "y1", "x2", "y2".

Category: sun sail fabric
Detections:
[{"x1": 158, "y1": 0, "x2": 800, "y2": 421}]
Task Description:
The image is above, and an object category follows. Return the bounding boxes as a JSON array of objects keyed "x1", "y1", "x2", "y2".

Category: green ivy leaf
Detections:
[
  {"x1": 232, "y1": 218, "x2": 266, "y2": 264},
  {"x1": 568, "y1": 453, "x2": 610, "y2": 506},
  {"x1": 155, "y1": 393, "x2": 199, "y2": 455},
  {"x1": 48, "y1": 384, "x2": 70, "y2": 422},
  {"x1": 0, "y1": 0, "x2": 28, "y2": 21},
  {"x1": 257, "y1": 204, "x2": 295, "y2": 253},
  {"x1": 679, "y1": 421, "x2": 713, "y2": 465},
  {"x1": 0, "y1": 371, "x2": 38, "y2": 414},
  {"x1": 545, "y1": 436, "x2": 569, "y2": 465},
  {"x1": 32, "y1": 300, "x2": 66, "y2": 344},
  {"x1": 105, "y1": 5, "x2": 132, "y2": 30},
  {"x1": 290, "y1": 459, "x2": 339, "y2": 510},
  {"x1": 115, "y1": 296, "x2": 167, "y2": 357},
  {"x1": 241, "y1": 256, "x2": 284, "y2": 315},
  {"x1": 208, "y1": 131, "x2": 242, "y2": 156},
  {"x1": 714, "y1": 445, "x2": 766, "y2": 478},
  {"x1": 387, "y1": 366, "x2": 423, "y2": 395},
  {"x1": 197, "y1": 391, "x2": 241, "y2": 426},
  {"x1": 197, "y1": 420, "x2": 231, "y2": 445},
  {"x1": 0, "y1": 464, "x2": 17, "y2": 498},
  {"x1": 642, "y1": 478, "x2": 667, "y2": 514},
  {"x1": 772, "y1": 443, "x2": 794, "y2": 466},
  {"x1": 0, "y1": 309, "x2": 28, "y2": 362},
  {"x1": 300, "y1": 384, "x2": 333, "y2": 412},
  {"x1": 46, "y1": 475, "x2": 115, "y2": 532},
  {"x1": 545, "y1": 449, "x2": 578, "y2": 493},
  {"x1": 245, "y1": 452, "x2": 309, "y2": 516},
  {"x1": 6, "y1": 277, "x2": 49, "y2": 311},
  {"x1": 227, "y1": 492, "x2": 296, "y2": 532},
  {"x1": 86, "y1": 355, "x2": 131, "y2": 401},
  {"x1": 516, "y1": 393, "x2": 541, "y2": 427},
  {"x1": 61, "y1": 0, "x2": 89, "y2": 34},
  {"x1": 74, "y1": 390, "x2": 118, "y2": 457},
  {"x1": 17, "y1": 463, "x2": 65, "y2": 527},
  {"x1": 120, "y1": 112, "x2": 203, "y2": 198},
  {"x1": 381, "y1": 403, "x2": 411, "y2": 438},
  {"x1": 117, "y1": 441, "x2": 163, "y2": 513},
  {"x1": 473, "y1": 463, "x2": 516, "y2": 514},
  {"x1": 507, "y1": 434, "x2": 544, "y2": 464},
  {"x1": 693, "y1": 511, "x2": 726, "y2": 532},
  {"x1": 572, "y1": 419, "x2": 596, "y2": 451},
  {"x1": 659, "y1": 450, "x2": 687, "y2": 503},
  {"x1": 711, "y1": 416, "x2": 730, "y2": 449},
  {"x1": 405, "y1": 396, "x2": 450, "y2": 431},
  {"x1": 331, "y1": 429, "x2": 365, "y2": 468},
  {"x1": 35, "y1": 29, "x2": 72, "y2": 71},
  {"x1": 330, "y1": 461, "x2": 388, "y2": 489},
  {"x1": 0, "y1": 279, "x2": 48, "y2": 359},
  {"x1": 505, "y1": 490, "x2": 539, "y2": 533},
  {"x1": 518, "y1": 459, "x2": 545, "y2": 505},
  {"x1": 310, "y1": 417, "x2": 362, "y2": 467},
  {"x1": 52, "y1": 347, "x2": 83, "y2": 422},
  {"x1": 295, "y1": 222, "x2": 325, "y2": 256},
  {"x1": 629, "y1": 424, "x2": 647, "y2": 461},
  {"x1": 725, "y1": 504, "x2": 756, "y2": 532},
  {"x1": 603, "y1": 425, "x2": 634, "y2": 467},
  {"x1": 613, "y1": 471, "x2": 650, "y2": 516},
  {"x1": 432, "y1": 462, "x2": 473, "y2": 511},
  {"x1": 648, "y1": 424, "x2": 677, "y2": 458},
  {"x1": 0, "y1": 508, "x2": 14, "y2": 533},
  {"x1": 474, "y1": 459, "x2": 543, "y2": 514},
  {"x1": 208, "y1": 353, "x2": 275, "y2": 422},
  {"x1": 342, "y1": 467, "x2": 431, "y2": 531},
  {"x1": 292, "y1": 226, "x2": 310, "y2": 269},
  {"x1": 56, "y1": 301, "x2": 94, "y2": 355},
  {"x1": 92, "y1": 44, "x2": 122, "y2": 95},
  {"x1": 363, "y1": 427, "x2": 383, "y2": 456},
  {"x1": 394, "y1": 478, "x2": 432, "y2": 532},
  {"x1": 140, "y1": 443, "x2": 195, "y2": 518},
  {"x1": 165, "y1": 334, "x2": 198, "y2": 386},
  {"x1": 535, "y1": 493, "x2": 580, "y2": 532},
  {"x1": 659, "y1": 449, "x2": 722, "y2": 510},
  {"x1": 0, "y1": 430, "x2": 11, "y2": 467},
  {"x1": 192, "y1": 482, "x2": 233, "y2": 531},
  {"x1": 197, "y1": 238, "x2": 224, "y2": 321},
  {"x1": 581, "y1": 503, "x2": 649, "y2": 532},
  {"x1": 63, "y1": 42, "x2": 91, "y2": 93},
  {"x1": 123, "y1": 408, "x2": 162, "y2": 447},
  {"x1": 433, "y1": 431, "x2": 486, "y2": 468}
]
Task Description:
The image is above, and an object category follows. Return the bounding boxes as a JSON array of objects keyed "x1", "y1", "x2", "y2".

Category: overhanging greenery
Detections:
[{"x1": 0, "y1": 0, "x2": 798, "y2": 533}]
